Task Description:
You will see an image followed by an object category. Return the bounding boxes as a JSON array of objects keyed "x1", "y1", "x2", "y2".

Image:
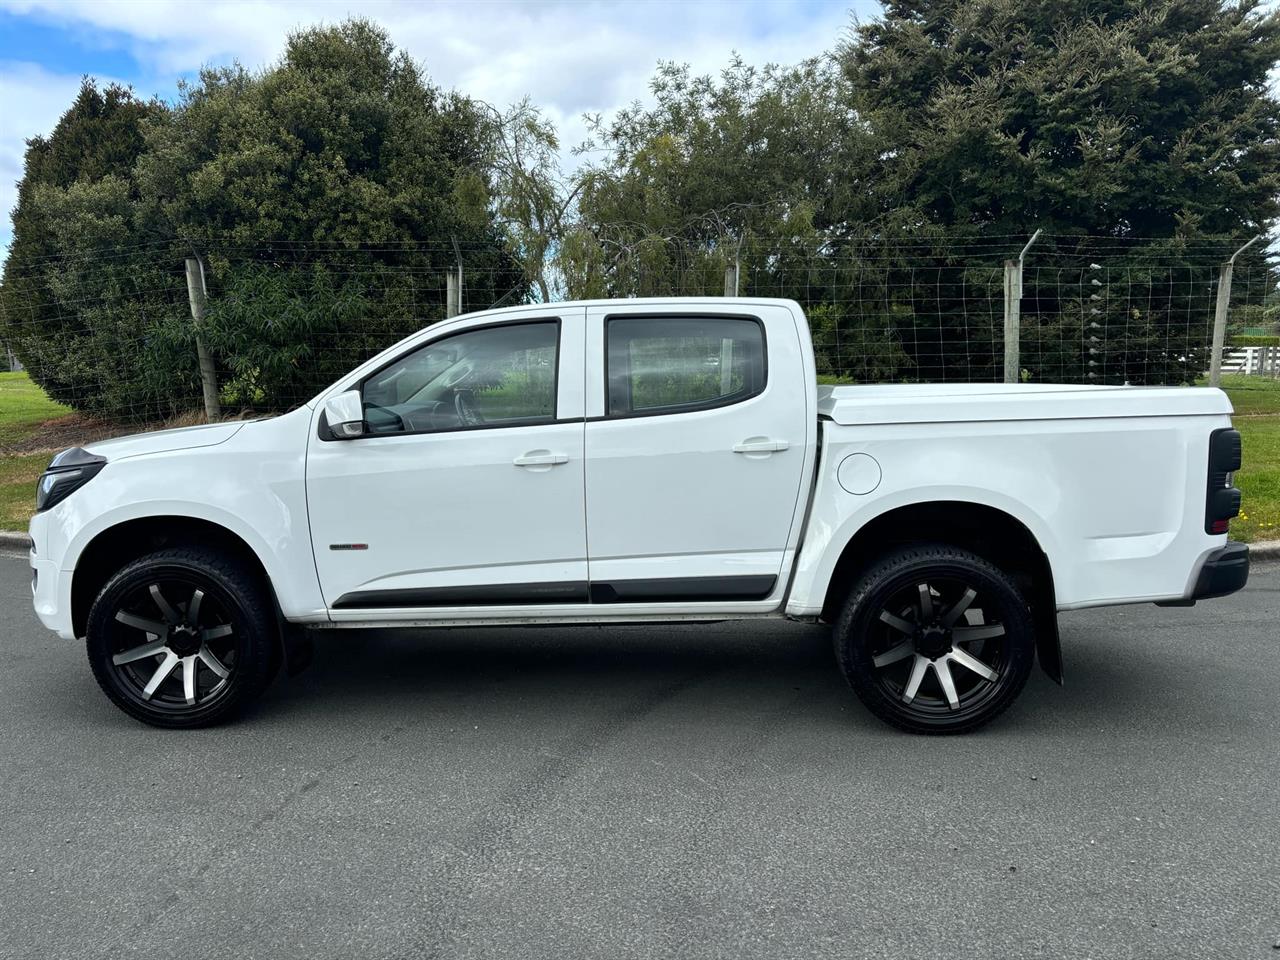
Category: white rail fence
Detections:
[{"x1": 1219, "y1": 345, "x2": 1280, "y2": 378}]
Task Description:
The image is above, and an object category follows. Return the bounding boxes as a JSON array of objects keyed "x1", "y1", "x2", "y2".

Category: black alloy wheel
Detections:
[
  {"x1": 835, "y1": 544, "x2": 1036, "y2": 734},
  {"x1": 85, "y1": 547, "x2": 276, "y2": 728}
]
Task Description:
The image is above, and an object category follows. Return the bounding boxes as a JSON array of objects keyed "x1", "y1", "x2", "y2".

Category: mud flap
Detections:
[
  {"x1": 282, "y1": 623, "x2": 315, "y2": 677},
  {"x1": 1032, "y1": 570, "x2": 1063, "y2": 685}
]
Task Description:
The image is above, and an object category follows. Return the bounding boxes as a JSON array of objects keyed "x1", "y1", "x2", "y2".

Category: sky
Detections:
[{"x1": 0, "y1": 0, "x2": 876, "y2": 259}]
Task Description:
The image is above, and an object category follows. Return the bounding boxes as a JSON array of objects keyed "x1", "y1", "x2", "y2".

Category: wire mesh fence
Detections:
[{"x1": 0, "y1": 233, "x2": 1275, "y2": 427}]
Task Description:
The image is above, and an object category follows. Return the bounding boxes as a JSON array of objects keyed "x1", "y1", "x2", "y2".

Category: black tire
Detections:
[
  {"x1": 85, "y1": 546, "x2": 277, "y2": 728},
  {"x1": 834, "y1": 543, "x2": 1035, "y2": 735}
]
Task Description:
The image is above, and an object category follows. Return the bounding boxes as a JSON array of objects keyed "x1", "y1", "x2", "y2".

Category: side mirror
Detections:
[{"x1": 324, "y1": 390, "x2": 366, "y2": 440}]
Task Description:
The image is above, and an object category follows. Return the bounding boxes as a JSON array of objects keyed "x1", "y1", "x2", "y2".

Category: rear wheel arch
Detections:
[{"x1": 819, "y1": 500, "x2": 1061, "y2": 683}]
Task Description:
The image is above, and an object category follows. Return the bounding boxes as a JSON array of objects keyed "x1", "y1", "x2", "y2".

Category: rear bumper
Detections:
[
  {"x1": 1190, "y1": 542, "x2": 1250, "y2": 601},
  {"x1": 1154, "y1": 542, "x2": 1250, "y2": 608}
]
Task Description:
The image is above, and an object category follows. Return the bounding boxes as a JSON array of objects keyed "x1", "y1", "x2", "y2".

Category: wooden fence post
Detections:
[
  {"x1": 1208, "y1": 262, "x2": 1234, "y2": 388},
  {"x1": 1002, "y1": 260, "x2": 1019, "y2": 383},
  {"x1": 724, "y1": 261, "x2": 739, "y2": 298},
  {"x1": 446, "y1": 271, "x2": 460, "y2": 318},
  {"x1": 1209, "y1": 234, "x2": 1264, "y2": 387},
  {"x1": 1003, "y1": 230, "x2": 1040, "y2": 384},
  {"x1": 184, "y1": 257, "x2": 221, "y2": 422}
]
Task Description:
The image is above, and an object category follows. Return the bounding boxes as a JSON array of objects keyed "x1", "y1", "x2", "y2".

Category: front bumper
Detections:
[
  {"x1": 29, "y1": 512, "x2": 75, "y2": 639},
  {"x1": 1190, "y1": 542, "x2": 1250, "y2": 600},
  {"x1": 30, "y1": 552, "x2": 73, "y2": 638}
]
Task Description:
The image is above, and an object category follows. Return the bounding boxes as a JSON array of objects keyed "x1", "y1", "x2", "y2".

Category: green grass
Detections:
[
  {"x1": 1221, "y1": 377, "x2": 1280, "y2": 543},
  {"x1": 1214, "y1": 374, "x2": 1280, "y2": 417},
  {"x1": 1, "y1": 372, "x2": 69, "y2": 530},
  {"x1": 0, "y1": 453, "x2": 47, "y2": 531},
  {"x1": 1232, "y1": 419, "x2": 1279, "y2": 543},
  {"x1": 0, "y1": 371, "x2": 70, "y2": 446}
]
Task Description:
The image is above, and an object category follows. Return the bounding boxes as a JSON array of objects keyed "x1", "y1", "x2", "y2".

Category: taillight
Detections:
[{"x1": 1204, "y1": 428, "x2": 1242, "y2": 535}]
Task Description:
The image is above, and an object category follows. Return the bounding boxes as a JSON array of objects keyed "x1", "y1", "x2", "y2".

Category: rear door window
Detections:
[{"x1": 605, "y1": 316, "x2": 765, "y2": 417}]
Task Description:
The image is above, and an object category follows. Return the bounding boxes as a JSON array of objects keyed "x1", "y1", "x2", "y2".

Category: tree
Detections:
[
  {"x1": 134, "y1": 18, "x2": 523, "y2": 410},
  {"x1": 570, "y1": 57, "x2": 909, "y2": 377},
  {"x1": 1, "y1": 19, "x2": 525, "y2": 419},
  {"x1": 842, "y1": 0, "x2": 1280, "y2": 237},
  {"x1": 577, "y1": 56, "x2": 880, "y2": 259},
  {"x1": 0, "y1": 81, "x2": 178, "y2": 417},
  {"x1": 485, "y1": 98, "x2": 587, "y2": 302},
  {"x1": 839, "y1": 0, "x2": 1280, "y2": 383}
]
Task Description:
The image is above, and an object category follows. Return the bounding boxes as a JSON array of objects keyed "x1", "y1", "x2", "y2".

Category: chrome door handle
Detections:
[
  {"x1": 733, "y1": 439, "x2": 789, "y2": 454},
  {"x1": 513, "y1": 451, "x2": 569, "y2": 467}
]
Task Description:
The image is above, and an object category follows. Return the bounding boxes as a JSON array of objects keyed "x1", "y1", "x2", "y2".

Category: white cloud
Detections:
[
  {"x1": 0, "y1": 61, "x2": 98, "y2": 255},
  {"x1": 1, "y1": 0, "x2": 860, "y2": 112},
  {"x1": 0, "y1": 0, "x2": 868, "y2": 258}
]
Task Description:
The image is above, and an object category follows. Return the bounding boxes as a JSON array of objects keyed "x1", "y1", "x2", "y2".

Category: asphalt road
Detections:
[{"x1": 1, "y1": 549, "x2": 1278, "y2": 960}]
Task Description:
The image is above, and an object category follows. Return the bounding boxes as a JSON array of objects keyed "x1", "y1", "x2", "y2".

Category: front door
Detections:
[
  {"x1": 583, "y1": 304, "x2": 810, "y2": 603},
  {"x1": 307, "y1": 309, "x2": 588, "y2": 616}
]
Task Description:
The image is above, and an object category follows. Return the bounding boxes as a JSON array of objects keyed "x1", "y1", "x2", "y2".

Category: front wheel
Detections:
[
  {"x1": 834, "y1": 544, "x2": 1036, "y2": 735},
  {"x1": 85, "y1": 546, "x2": 277, "y2": 728}
]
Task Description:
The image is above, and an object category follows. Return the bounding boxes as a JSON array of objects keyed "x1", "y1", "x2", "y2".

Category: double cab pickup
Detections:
[{"x1": 28, "y1": 298, "x2": 1249, "y2": 733}]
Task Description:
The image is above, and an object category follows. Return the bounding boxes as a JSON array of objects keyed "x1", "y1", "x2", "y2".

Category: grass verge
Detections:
[
  {"x1": 1210, "y1": 377, "x2": 1279, "y2": 542},
  {"x1": 1229, "y1": 422, "x2": 1280, "y2": 544},
  {"x1": 1215, "y1": 374, "x2": 1280, "y2": 416},
  {"x1": 0, "y1": 454, "x2": 48, "y2": 531},
  {"x1": 0, "y1": 371, "x2": 69, "y2": 446}
]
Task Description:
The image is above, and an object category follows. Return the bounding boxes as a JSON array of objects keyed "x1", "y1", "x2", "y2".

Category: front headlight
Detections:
[{"x1": 35, "y1": 448, "x2": 107, "y2": 512}]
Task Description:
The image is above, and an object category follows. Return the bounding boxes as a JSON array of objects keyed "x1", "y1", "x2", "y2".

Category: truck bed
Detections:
[{"x1": 817, "y1": 383, "x2": 1233, "y2": 426}]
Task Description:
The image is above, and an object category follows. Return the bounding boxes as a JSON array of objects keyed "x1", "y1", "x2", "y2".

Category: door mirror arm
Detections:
[{"x1": 324, "y1": 390, "x2": 366, "y2": 440}]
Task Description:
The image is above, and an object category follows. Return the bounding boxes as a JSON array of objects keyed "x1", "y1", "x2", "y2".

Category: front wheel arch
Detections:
[{"x1": 72, "y1": 516, "x2": 278, "y2": 640}]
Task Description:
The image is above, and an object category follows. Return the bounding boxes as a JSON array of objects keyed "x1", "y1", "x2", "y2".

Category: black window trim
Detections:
[
  {"x1": 320, "y1": 316, "x2": 567, "y2": 441},
  {"x1": 597, "y1": 311, "x2": 768, "y2": 422}
]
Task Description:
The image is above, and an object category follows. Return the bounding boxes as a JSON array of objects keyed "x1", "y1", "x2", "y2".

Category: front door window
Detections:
[{"x1": 362, "y1": 321, "x2": 558, "y2": 434}]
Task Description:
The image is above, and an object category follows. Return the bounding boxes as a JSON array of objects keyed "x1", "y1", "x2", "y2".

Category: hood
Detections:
[{"x1": 82, "y1": 421, "x2": 249, "y2": 461}]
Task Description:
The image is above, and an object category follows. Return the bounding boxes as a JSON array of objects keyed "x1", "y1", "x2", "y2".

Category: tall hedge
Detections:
[{"x1": 0, "y1": 19, "x2": 523, "y2": 420}]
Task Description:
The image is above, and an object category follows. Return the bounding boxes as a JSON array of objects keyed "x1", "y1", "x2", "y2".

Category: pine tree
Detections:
[{"x1": 839, "y1": 0, "x2": 1280, "y2": 383}]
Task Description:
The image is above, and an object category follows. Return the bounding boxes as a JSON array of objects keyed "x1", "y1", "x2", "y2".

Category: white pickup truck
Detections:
[{"x1": 28, "y1": 298, "x2": 1249, "y2": 733}]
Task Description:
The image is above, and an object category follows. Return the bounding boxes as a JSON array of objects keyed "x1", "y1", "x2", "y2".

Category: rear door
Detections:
[{"x1": 583, "y1": 303, "x2": 810, "y2": 603}]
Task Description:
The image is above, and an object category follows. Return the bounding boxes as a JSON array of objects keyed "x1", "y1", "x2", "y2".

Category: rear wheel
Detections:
[
  {"x1": 85, "y1": 546, "x2": 277, "y2": 728},
  {"x1": 834, "y1": 544, "x2": 1035, "y2": 734}
]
